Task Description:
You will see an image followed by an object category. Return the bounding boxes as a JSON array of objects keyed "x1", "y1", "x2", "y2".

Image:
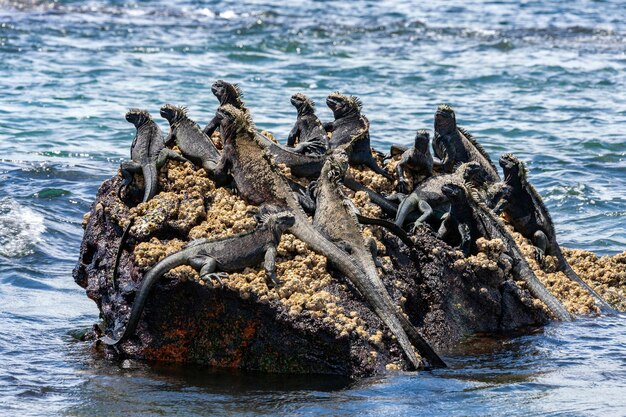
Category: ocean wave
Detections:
[{"x1": 0, "y1": 198, "x2": 45, "y2": 258}]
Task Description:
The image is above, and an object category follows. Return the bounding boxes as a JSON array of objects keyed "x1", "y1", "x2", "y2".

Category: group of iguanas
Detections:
[{"x1": 101, "y1": 79, "x2": 617, "y2": 371}]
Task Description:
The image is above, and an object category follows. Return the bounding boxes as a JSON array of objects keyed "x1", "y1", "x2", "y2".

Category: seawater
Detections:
[{"x1": 0, "y1": 1, "x2": 624, "y2": 416}]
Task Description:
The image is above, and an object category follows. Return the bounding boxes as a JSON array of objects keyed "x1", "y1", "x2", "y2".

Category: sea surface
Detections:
[{"x1": 0, "y1": 1, "x2": 625, "y2": 416}]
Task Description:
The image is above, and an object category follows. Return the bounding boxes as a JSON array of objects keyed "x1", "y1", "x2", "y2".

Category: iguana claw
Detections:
[
  {"x1": 266, "y1": 273, "x2": 283, "y2": 288},
  {"x1": 201, "y1": 272, "x2": 228, "y2": 287}
]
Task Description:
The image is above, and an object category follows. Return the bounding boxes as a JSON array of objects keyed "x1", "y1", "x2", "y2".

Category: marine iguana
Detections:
[
  {"x1": 498, "y1": 154, "x2": 616, "y2": 314},
  {"x1": 438, "y1": 183, "x2": 485, "y2": 255},
  {"x1": 213, "y1": 104, "x2": 443, "y2": 369},
  {"x1": 439, "y1": 183, "x2": 573, "y2": 321},
  {"x1": 112, "y1": 109, "x2": 191, "y2": 289},
  {"x1": 286, "y1": 93, "x2": 328, "y2": 155},
  {"x1": 392, "y1": 162, "x2": 490, "y2": 229},
  {"x1": 119, "y1": 109, "x2": 189, "y2": 203},
  {"x1": 394, "y1": 129, "x2": 434, "y2": 194},
  {"x1": 202, "y1": 79, "x2": 248, "y2": 137},
  {"x1": 324, "y1": 92, "x2": 392, "y2": 180},
  {"x1": 160, "y1": 104, "x2": 221, "y2": 175},
  {"x1": 432, "y1": 104, "x2": 500, "y2": 182},
  {"x1": 312, "y1": 150, "x2": 446, "y2": 368},
  {"x1": 255, "y1": 133, "x2": 327, "y2": 179},
  {"x1": 203, "y1": 82, "x2": 328, "y2": 178},
  {"x1": 101, "y1": 206, "x2": 296, "y2": 346}
]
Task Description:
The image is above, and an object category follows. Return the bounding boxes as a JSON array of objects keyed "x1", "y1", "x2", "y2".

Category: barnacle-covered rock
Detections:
[{"x1": 74, "y1": 137, "x2": 622, "y2": 378}]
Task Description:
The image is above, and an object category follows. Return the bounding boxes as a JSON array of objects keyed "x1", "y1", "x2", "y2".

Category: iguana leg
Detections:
[
  {"x1": 410, "y1": 202, "x2": 434, "y2": 234},
  {"x1": 368, "y1": 238, "x2": 383, "y2": 268},
  {"x1": 385, "y1": 192, "x2": 407, "y2": 204},
  {"x1": 437, "y1": 212, "x2": 451, "y2": 239},
  {"x1": 414, "y1": 200, "x2": 433, "y2": 226},
  {"x1": 264, "y1": 245, "x2": 281, "y2": 287},
  {"x1": 396, "y1": 159, "x2": 410, "y2": 194},
  {"x1": 119, "y1": 161, "x2": 141, "y2": 199},
  {"x1": 190, "y1": 256, "x2": 226, "y2": 286},
  {"x1": 395, "y1": 193, "x2": 419, "y2": 227},
  {"x1": 156, "y1": 148, "x2": 189, "y2": 169},
  {"x1": 533, "y1": 230, "x2": 549, "y2": 263},
  {"x1": 458, "y1": 223, "x2": 472, "y2": 257}
]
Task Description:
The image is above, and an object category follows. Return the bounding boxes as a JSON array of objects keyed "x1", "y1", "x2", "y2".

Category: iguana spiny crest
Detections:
[
  {"x1": 212, "y1": 79, "x2": 245, "y2": 108},
  {"x1": 290, "y1": 93, "x2": 316, "y2": 115},
  {"x1": 159, "y1": 104, "x2": 188, "y2": 124},
  {"x1": 258, "y1": 204, "x2": 296, "y2": 233},
  {"x1": 461, "y1": 161, "x2": 490, "y2": 185},
  {"x1": 216, "y1": 104, "x2": 256, "y2": 139},
  {"x1": 125, "y1": 108, "x2": 152, "y2": 127},
  {"x1": 326, "y1": 149, "x2": 350, "y2": 185},
  {"x1": 326, "y1": 92, "x2": 363, "y2": 118},
  {"x1": 499, "y1": 153, "x2": 527, "y2": 180}
]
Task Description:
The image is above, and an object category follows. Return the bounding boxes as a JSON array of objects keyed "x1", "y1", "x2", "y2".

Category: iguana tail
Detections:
[
  {"x1": 356, "y1": 214, "x2": 414, "y2": 248},
  {"x1": 469, "y1": 194, "x2": 573, "y2": 321},
  {"x1": 141, "y1": 162, "x2": 159, "y2": 203},
  {"x1": 555, "y1": 249, "x2": 618, "y2": 315},
  {"x1": 112, "y1": 219, "x2": 133, "y2": 290},
  {"x1": 101, "y1": 249, "x2": 190, "y2": 346},
  {"x1": 289, "y1": 217, "x2": 446, "y2": 369},
  {"x1": 344, "y1": 176, "x2": 399, "y2": 217}
]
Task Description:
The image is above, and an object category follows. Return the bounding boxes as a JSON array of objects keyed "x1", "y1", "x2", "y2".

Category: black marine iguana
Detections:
[
  {"x1": 101, "y1": 206, "x2": 296, "y2": 346},
  {"x1": 439, "y1": 183, "x2": 573, "y2": 321},
  {"x1": 160, "y1": 104, "x2": 221, "y2": 175},
  {"x1": 213, "y1": 104, "x2": 444, "y2": 369},
  {"x1": 286, "y1": 93, "x2": 328, "y2": 155},
  {"x1": 433, "y1": 104, "x2": 500, "y2": 182},
  {"x1": 119, "y1": 109, "x2": 189, "y2": 203},
  {"x1": 393, "y1": 129, "x2": 434, "y2": 194},
  {"x1": 202, "y1": 79, "x2": 248, "y2": 137},
  {"x1": 312, "y1": 149, "x2": 446, "y2": 368},
  {"x1": 325, "y1": 92, "x2": 392, "y2": 180},
  {"x1": 203, "y1": 82, "x2": 328, "y2": 178},
  {"x1": 391, "y1": 162, "x2": 490, "y2": 229},
  {"x1": 113, "y1": 109, "x2": 190, "y2": 289},
  {"x1": 498, "y1": 154, "x2": 616, "y2": 314}
]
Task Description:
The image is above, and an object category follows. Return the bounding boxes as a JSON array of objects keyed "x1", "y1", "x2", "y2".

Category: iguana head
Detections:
[
  {"x1": 290, "y1": 93, "x2": 315, "y2": 116},
  {"x1": 212, "y1": 80, "x2": 245, "y2": 108},
  {"x1": 441, "y1": 183, "x2": 466, "y2": 203},
  {"x1": 434, "y1": 104, "x2": 457, "y2": 135},
  {"x1": 215, "y1": 104, "x2": 255, "y2": 141},
  {"x1": 499, "y1": 153, "x2": 525, "y2": 181},
  {"x1": 414, "y1": 129, "x2": 430, "y2": 153},
  {"x1": 125, "y1": 109, "x2": 152, "y2": 128},
  {"x1": 159, "y1": 104, "x2": 187, "y2": 125},
  {"x1": 258, "y1": 204, "x2": 296, "y2": 232},
  {"x1": 462, "y1": 162, "x2": 489, "y2": 186},
  {"x1": 326, "y1": 149, "x2": 350, "y2": 185},
  {"x1": 326, "y1": 92, "x2": 362, "y2": 119}
]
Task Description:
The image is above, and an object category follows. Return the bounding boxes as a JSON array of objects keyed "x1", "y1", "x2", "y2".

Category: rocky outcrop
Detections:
[{"x1": 73, "y1": 158, "x2": 572, "y2": 378}]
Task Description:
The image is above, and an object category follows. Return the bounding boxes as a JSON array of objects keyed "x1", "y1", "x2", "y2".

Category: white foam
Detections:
[
  {"x1": 220, "y1": 10, "x2": 237, "y2": 20},
  {"x1": 199, "y1": 8, "x2": 215, "y2": 18},
  {"x1": 0, "y1": 198, "x2": 46, "y2": 258}
]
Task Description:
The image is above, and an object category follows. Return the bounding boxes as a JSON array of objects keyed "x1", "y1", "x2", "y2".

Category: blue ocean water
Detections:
[{"x1": 0, "y1": 1, "x2": 624, "y2": 415}]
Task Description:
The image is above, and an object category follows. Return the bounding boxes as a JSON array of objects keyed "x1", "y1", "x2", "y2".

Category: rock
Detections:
[{"x1": 74, "y1": 159, "x2": 551, "y2": 378}]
